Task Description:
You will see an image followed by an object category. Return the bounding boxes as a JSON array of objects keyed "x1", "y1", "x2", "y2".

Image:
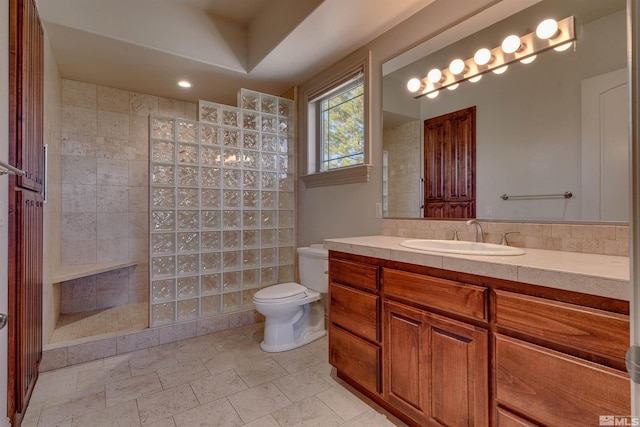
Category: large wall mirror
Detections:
[{"x1": 382, "y1": 0, "x2": 628, "y2": 222}]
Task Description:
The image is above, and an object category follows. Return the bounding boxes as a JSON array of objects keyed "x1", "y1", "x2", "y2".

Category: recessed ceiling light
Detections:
[{"x1": 178, "y1": 80, "x2": 192, "y2": 88}]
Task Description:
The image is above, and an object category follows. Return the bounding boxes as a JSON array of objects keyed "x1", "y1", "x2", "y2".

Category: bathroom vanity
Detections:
[{"x1": 325, "y1": 236, "x2": 630, "y2": 427}]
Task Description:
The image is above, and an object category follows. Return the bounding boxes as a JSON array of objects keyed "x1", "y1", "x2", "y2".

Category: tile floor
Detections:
[
  {"x1": 25, "y1": 323, "x2": 407, "y2": 426},
  {"x1": 50, "y1": 303, "x2": 149, "y2": 343}
]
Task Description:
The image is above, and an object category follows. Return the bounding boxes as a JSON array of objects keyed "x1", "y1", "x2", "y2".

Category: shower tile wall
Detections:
[
  {"x1": 60, "y1": 79, "x2": 197, "y2": 313},
  {"x1": 149, "y1": 89, "x2": 295, "y2": 326}
]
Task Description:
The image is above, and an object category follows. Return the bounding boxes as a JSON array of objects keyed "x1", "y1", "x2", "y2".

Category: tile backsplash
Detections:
[{"x1": 381, "y1": 219, "x2": 629, "y2": 257}]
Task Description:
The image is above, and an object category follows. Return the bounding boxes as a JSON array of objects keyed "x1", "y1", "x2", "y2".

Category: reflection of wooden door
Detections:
[
  {"x1": 8, "y1": 0, "x2": 44, "y2": 424},
  {"x1": 424, "y1": 107, "x2": 476, "y2": 218}
]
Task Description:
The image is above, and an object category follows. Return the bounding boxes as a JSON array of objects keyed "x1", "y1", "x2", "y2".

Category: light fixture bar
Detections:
[{"x1": 412, "y1": 16, "x2": 576, "y2": 99}]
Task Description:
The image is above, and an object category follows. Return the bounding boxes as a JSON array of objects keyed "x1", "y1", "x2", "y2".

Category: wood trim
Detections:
[{"x1": 300, "y1": 164, "x2": 372, "y2": 187}]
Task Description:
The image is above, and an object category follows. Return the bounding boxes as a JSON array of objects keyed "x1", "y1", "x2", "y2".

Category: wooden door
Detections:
[
  {"x1": 8, "y1": 0, "x2": 44, "y2": 424},
  {"x1": 383, "y1": 300, "x2": 489, "y2": 426},
  {"x1": 424, "y1": 106, "x2": 476, "y2": 218}
]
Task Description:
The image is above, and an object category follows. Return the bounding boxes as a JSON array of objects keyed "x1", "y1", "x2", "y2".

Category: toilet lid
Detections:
[{"x1": 253, "y1": 282, "x2": 308, "y2": 302}]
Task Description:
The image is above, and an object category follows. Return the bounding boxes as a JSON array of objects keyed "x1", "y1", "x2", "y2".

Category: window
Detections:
[
  {"x1": 318, "y1": 75, "x2": 364, "y2": 171},
  {"x1": 300, "y1": 52, "x2": 372, "y2": 188}
]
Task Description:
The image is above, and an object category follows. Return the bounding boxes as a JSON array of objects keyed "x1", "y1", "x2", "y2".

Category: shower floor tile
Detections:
[{"x1": 50, "y1": 302, "x2": 149, "y2": 344}]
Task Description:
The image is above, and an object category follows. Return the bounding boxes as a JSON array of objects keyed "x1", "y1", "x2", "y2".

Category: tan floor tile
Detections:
[
  {"x1": 272, "y1": 346, "x2": 325, "y2": 374},
  {"x1": 70, "y1": 399, "x2": 140, "y2": 426},
  {"x1": 272, "y1": 368, "x2": 333, "y2": 403},
  {"x1": 129, "y1": 352, "x2": 179, "y2": 377},
  {"x1": 271, "y1": 396, "x2": 343, "y2": 427},
  {"x1": 30, "y1": 323, "x2": 409, "y2": 426},
  {"x1": 136, "y1": 383, "x2": 199, "y2": 425},
  {"x1": 38, "y1": 389, "x2": 105, "y2": 427},
  {"x1": 234, "y1": 358, "x2": 288, "y2": 387},
  {"x1": 190, "y1": 369, "x2": 248, "y2": 404},
  {"x1": 316, "y1": 385, "x2": 372, "y2": 421},
  {"x1": 203, "y1": 350, "x2": 251, "y2": 375},
  {"x1": 227, "y1": 382, "x2": 291, "y2": 423},
  {"x1": 142, "y1": 418, "x2": 176, "y2": 427},
  {"x1": 173, "y1": 398, "x2": 243, "y2": 427},
  {"x1": 340, "y1": 410, "x2": 402, "y2": 427},
  {"x1": 157, "y1": 359, "x2": 210, "y2": 389},
  {"x1": 105, "y1": 372, "x2": 162, "y2": 407},
  {"x1": 242, "y1": 415, "x2": 280, "y2": 427}
]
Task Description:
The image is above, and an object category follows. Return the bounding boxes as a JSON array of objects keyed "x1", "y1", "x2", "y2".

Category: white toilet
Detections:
[{"x1": 252, "y1": 244, "x2": 328, "y2": 352}]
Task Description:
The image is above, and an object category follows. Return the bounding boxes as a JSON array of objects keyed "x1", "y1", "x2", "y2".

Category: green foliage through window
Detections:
[{"x1": 320, "y1": 76, "x2": 364, "y2": 170}]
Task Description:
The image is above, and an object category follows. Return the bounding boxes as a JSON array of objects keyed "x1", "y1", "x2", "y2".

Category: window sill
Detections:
[{"x1": 301, "y1": 164, "x2": 372, "y2": 188}]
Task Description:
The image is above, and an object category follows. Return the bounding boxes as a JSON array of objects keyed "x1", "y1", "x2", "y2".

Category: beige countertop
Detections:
[{"x1": 324, "y1": 235, "x2": 630, "y2": 301}]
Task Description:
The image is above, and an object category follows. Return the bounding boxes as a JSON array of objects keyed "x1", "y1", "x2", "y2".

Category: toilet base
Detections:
[
  {"x1": 258, "y1": 300, "x2": 326, "y2": 352},
  {"x1": 260, "y1": 329, "x2": 326, "y2": 353}
]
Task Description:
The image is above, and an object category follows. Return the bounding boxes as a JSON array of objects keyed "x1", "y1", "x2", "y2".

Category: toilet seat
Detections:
[{"x1": 253, "y1": 282, "x2": 308, "y2": 303}]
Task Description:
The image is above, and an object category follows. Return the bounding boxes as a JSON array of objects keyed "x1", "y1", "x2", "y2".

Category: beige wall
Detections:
[
  {"x1": 58, "y1": 80, "x2": 196, "y2": 314},
  {"x1": 42, "y1": 28, "x2": 62, "y2": 343},
  {"x1": 296, "y1": 0, "x2": 499, "y2": 246}
]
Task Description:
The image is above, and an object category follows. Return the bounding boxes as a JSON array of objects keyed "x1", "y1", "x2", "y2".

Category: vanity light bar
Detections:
[{"x1": 410, "y1": 16, "x2": 576, "y2": 99}]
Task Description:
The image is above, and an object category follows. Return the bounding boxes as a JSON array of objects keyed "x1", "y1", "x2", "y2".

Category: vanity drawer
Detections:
[
  {"x1": 330, "y1": 283, "x2": 379, "y2": 342},
  {"x1": 495, "y1": 334, "x2": 630, "y2": 427},
  {"x1": 382, "y1": 269, "x2": 488, "y2": 321},
  {"x1": 329, "y1": 324, "x2": 380, "y2": 394},
  {"x1": 494, "y1": 290, "x2": 629, "y2": 360},
  {"x1": 330, "y1": 258, "x2": 379, "y2": 292},
  {"x1": 496, "y1": 407, "x2": 539, "y2": 427}
]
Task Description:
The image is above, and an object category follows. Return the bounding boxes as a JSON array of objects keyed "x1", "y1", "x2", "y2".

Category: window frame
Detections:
[
  {"x1": 300, "y1": 51, "x2": 372, "y2": 188},
  {"x1": 316, "y1": 73, "x2": 365, "y2": 172}
]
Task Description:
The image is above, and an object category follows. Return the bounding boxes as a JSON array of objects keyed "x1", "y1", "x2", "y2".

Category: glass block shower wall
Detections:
[{"x1": 149, "y1": 89, "x2": 295, "y2": 327}]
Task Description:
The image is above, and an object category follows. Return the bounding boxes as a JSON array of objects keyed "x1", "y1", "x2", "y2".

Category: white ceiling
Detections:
[{"x1": 37, "y1": 0, "x2": 434, "y2": 105}]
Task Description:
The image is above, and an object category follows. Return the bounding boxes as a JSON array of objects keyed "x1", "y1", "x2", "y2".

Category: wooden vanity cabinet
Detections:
[
  {"x1": 328, "y1": 257, "x2": 381, "y2": 395},
  {"x1": 327, "y1": 251, "x2": 630, "y2": 427}
]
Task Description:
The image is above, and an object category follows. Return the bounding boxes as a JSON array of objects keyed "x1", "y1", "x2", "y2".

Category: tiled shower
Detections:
[
  {"x1": 148, "y1": 90, "x2": 296, "y2": 327},
  {"x1": 52, "y1": 82, "x2": 296, "y2": 347}
]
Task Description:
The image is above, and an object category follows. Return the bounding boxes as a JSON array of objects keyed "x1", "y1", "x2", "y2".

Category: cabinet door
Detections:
[
  {"x1": 383, "y1": 300, "x2": 489, "y2": 427},
  {"x1": 383, "y1": 300, "x2": 429, "y2": 422}
]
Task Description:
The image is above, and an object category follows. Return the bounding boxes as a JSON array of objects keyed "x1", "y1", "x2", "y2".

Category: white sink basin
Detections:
[{"x1": 399, "y1": 239, "x2": 525, "y2": 256}]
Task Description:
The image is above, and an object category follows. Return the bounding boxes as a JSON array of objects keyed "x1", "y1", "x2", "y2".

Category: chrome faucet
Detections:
[{"x1": 466, "y1": 219, "x2": 484, "y2": 242}]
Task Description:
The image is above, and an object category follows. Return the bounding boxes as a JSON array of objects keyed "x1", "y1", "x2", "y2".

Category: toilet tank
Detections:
[{"x1": 297, "y1": 244, "x2": 328, "y2": 293}]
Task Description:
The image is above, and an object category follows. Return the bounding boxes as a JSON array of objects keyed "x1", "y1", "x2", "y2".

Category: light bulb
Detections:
[
  {"x1": 178, "y1": 80, "x2": 192, "y2": 88},
  {"x1": 536, "y1": 18, "x2": 559, "y2": 40},
  {"x1": 447, "y1": 83, "x2": 459, "y2": 91},
  {"x1": 427, "y1": 90, "x2": 439, "y2": 99},
  {"x1": 501, "y1": 35, "x2": 522, "y2": 54},
  {"x1": 474, "y1": 48, "x2": 492, "y2": 66},
  {"x1": 407, "y1": 78, "x2": 422, "y2": 92},
  {"x1": 493, "y1": 65, "x2": 508, "y2": 74},
  {"x1": 520, "y1": 55, "x2": 537, "y2": 64},
  {"x1": 449, "y1": 59, "x2": 466, "y2": 75},
  {"x1": 469, "y1": 75, "x2": 482, "y2": 83},
  {"x1": 427, "y1": 68, "x2": 443, "y2": 83},
  {"x1": 554, "y1": 41, "x2": 572, "y2": 52}
]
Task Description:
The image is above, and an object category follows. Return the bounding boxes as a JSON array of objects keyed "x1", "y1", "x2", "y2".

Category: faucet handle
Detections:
[{"x1": 500, "y1": 232, "x2": 520, "y2": 246}]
